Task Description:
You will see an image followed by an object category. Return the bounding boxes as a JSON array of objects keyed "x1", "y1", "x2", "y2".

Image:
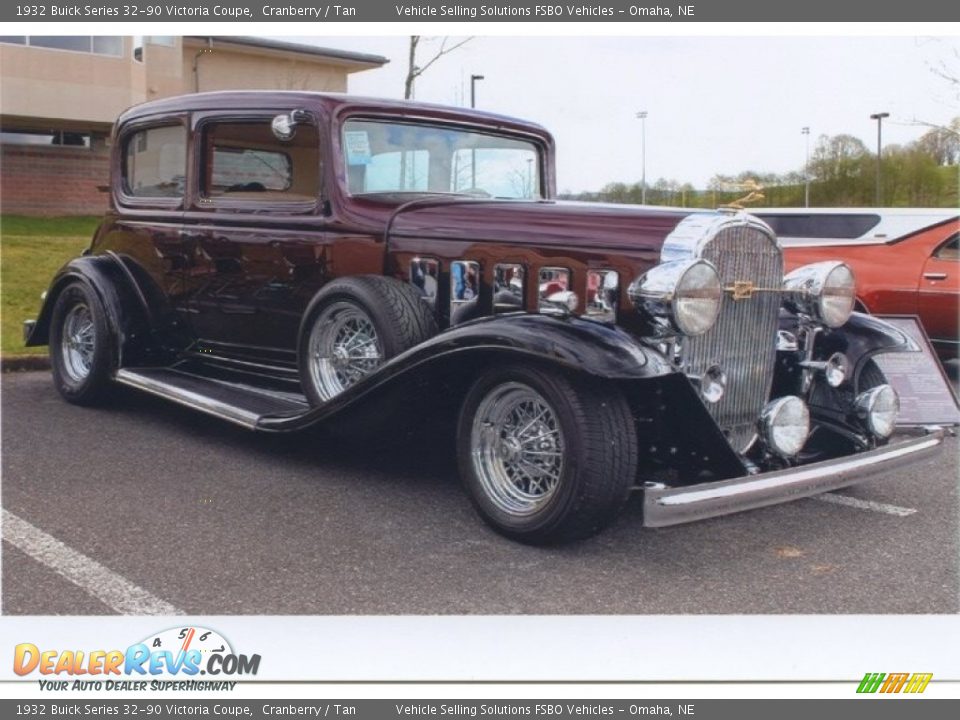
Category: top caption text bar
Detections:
[{"x1": 4, "y1": 0, "x2": 960, "y2": 23}]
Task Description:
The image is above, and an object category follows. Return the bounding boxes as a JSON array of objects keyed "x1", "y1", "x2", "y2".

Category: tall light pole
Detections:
[
  {"x1": 870, "y1": 112, "x2": 889, "y2": 206},
  {"x1": 470, "y1": 74, "x2": 484, "y2": 108},
  {"x1": 801, "y1": 126, "x2": 811, "y2": 207},
  {"x1": 636, "y1": 111, "x2": 648, "y2": 204}
]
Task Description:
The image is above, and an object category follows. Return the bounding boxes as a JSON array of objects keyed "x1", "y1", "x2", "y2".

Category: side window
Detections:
[
  {"x1": 934, "y1": 234, "x2": 959, "y2": 261},
  {"x1": 123, "y1": 125, "x2": 186, "y2": 198},
  {"x1": 201, "y1": 120, "x2": 319, "y2": 203}
]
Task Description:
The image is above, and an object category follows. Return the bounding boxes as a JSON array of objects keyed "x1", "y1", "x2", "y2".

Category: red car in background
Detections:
[{"x1": 754, "y1": 209, "x2": 959, "y2": 360}]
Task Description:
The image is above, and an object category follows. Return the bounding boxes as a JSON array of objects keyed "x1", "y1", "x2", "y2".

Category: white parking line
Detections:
[
  {"x1": 812, "y1": 493, "x2": 917, "y2": 517},
  {"x1": 1, "y1": 509, "x2": 183, "y2": 615}
]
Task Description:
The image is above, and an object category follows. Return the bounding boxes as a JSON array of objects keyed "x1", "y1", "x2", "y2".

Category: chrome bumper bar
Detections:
[{"x1": 642, "y1": 427, "x2": 946, "y2": 527}]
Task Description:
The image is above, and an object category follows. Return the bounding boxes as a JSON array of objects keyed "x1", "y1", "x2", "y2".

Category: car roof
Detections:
[
  {"x1": 751, "y1": 208, "x2": 959, "y2": 247},
  {"x1": 117, "y1": 90, "x2": 550, "y2": 137}
]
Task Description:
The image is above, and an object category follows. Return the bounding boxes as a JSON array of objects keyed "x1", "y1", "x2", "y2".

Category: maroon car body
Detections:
[{"x1": 24, "y1": 92, "x2": 944, "y2": 543}]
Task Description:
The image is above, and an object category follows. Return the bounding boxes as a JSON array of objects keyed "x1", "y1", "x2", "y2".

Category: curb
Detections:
[{"x1": 1, "y1": 355, "x2": 50, "y2": 372}]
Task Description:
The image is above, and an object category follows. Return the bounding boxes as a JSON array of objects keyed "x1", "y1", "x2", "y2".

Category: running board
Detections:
[{"x1": 115, "y1": 368, "x2": 309, "y2": 429}]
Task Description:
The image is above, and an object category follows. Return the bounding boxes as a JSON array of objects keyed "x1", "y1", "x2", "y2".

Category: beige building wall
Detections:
[
  {"x1": 182, "y1": 42, "x2": 349, "y2": 95},
  {"x1": 1, "y1": 36, "x2": 386, "y2": 215},
  {"x1": 0, "y1": 38, "x2": 145, "y2": 130}
]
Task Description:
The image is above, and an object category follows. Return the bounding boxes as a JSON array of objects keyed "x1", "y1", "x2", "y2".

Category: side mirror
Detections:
[{"x1": 271, "y1": 109, "x2": 311, "y2": 141}]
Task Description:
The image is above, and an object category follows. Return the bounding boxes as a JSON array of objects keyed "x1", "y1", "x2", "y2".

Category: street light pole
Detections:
[
  {"x1": 470, "y1": 74, "x2": 484, "y2": 108},
  {"x1": 801, "y1": 126, "x2": 810, "y2": 207},
  {"x1": 870, "y1": 112, "x2": 889, "y2": 206},
  {"x1": 636, "y1": 111, "x2": 648, "y2": 204}
]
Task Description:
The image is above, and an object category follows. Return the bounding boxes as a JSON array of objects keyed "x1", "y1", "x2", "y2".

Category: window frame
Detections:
[
  {"x1": 191, "y1": 112, "x2": 323, "y2": 215},
  {"x1": 116, "y1": 116, "x2": 189, "y2": 211}
]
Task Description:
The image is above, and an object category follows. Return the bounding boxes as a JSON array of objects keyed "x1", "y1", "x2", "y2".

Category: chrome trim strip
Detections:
[
  {"x1": 114, "y1": 369, "x2": 260, "y2": 429},
  {"x1": 642, "y1": 428, "x2": 945, "y2": 527}
]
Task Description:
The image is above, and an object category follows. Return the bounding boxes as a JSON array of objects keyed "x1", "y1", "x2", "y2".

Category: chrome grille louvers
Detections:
[{"x1": 660, "y1": 213, "x2": 784, "y2": 452}]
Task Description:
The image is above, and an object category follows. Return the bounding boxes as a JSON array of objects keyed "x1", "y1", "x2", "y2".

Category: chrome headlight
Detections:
[
  {"x1": 628, "y1": 259, "x2": 722, "y2": 336},
  {"x1": 856, "y1": 384, "x2": 899, "y2": 439},
  {"x1": 782, "y1": 261, "x2": 856, "y2": 328}
]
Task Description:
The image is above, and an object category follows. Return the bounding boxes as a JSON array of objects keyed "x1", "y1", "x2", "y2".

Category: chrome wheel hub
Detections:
[
  {"x1": 60, "y1": 304, "x2": 95, "y2": 382},
  {"x1": 308, "y1": 302, "x2": 383, "y2": 401},
  {"x1": 470, "y1": 382, "x2": 565, "y2": 517}
]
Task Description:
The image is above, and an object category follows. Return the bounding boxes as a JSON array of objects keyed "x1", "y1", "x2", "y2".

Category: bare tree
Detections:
[{"x1": 405, "y1": 36, "x2": 472, "y2": 100}]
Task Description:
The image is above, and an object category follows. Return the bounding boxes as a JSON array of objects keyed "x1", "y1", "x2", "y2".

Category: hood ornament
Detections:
[{"x1": 719, "y1": 179, "x2": 765, "y2": 210}]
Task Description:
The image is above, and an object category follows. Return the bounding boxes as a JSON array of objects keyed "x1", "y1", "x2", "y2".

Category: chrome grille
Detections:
[{"x1": 681, "y1": 222, "x2": 783, "y2": 452}]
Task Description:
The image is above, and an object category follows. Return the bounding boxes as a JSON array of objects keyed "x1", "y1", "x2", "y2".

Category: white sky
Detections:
[{"x1": 280, "y1": 35, "x2": 959, "y2": 193}]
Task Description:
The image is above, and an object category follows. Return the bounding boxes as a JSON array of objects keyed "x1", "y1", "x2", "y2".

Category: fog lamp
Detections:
[
  {"x1": 855, "y1": 384, "x2": 899, "y2": 439},
  {"x1": 759, "y1": 396, "x2": 810, "y2": 458}
]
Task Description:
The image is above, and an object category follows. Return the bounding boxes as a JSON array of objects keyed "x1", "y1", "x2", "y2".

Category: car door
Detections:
[
  {"x1": 181, "y1": 112, "x2": 324, "y2": 357},
  {"x1": 918, "y1": 232, "x2": 959, "y2": 352},
  {"x1": 111, "y1": 117, "x2": 192, "y2": 334}
]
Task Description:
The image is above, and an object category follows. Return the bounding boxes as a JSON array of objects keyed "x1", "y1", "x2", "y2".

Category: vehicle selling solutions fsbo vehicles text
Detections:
[{"x1": 393, "y1": 6, "x2": 691, "y2": 18}]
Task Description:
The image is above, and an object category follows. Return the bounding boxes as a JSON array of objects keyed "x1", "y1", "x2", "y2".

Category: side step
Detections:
[{"x1": 115, "y1": 368, "x2": 309, "y2": 429}]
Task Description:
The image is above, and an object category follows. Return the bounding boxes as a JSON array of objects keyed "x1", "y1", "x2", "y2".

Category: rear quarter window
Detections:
[{"x1": 123, "y1": 125, "x2": 186, "y2": 198}]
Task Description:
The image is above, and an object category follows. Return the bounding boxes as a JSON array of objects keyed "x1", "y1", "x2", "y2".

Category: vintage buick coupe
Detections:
[{"x1": 24, "y1": 92, "x2": 945, "y2": 543}]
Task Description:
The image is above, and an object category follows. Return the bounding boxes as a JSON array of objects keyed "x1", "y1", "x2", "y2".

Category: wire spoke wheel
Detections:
[
  {"x1": 307, "y1": 302, "x2": 384, "y2": 401},
  {"x1": 60, "y1": 303, "x2": 96, "y2": 383},
  {"x1": 470, "y1": 382, "x2": 566, "y2": 517}
]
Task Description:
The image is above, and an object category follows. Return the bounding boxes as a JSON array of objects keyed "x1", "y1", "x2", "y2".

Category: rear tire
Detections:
[
  {"x1": 298, "y1": 276, "x2": 438, "y2": 405},
  {"x1": 457, "y1": 364, "x2": 638, "y2": 545},
  {"x1": 49, "y1": 282, "x2": 115, "y2": 405}
]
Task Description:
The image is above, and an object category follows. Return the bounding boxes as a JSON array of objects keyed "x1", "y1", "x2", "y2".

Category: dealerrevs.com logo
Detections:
[
  {"x1": 857, "y1": 672, "x2": 933, "y2": 694},
  {"x1": 14, "y1": 626, "x2": 260, "y2": 691}
]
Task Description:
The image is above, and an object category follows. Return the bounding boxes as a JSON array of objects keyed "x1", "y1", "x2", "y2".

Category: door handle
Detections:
[{"x1": 924, "y1": 272, "x2": 948, "y2": 280}]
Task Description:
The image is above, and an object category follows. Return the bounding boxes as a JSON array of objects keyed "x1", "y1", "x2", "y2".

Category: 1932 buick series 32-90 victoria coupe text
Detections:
[{"x1": 25, "y1": 91, "x2": 945, "y2": 544}]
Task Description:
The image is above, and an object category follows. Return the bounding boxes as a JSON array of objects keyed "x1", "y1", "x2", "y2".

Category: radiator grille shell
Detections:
[{"x1": 668, "y1": 215, "x2": 784, "y2": 452}]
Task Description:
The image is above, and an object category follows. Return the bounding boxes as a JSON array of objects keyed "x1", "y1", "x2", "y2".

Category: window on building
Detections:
[
  {"x1": 0, "y1": 130, "x2": 91, "y2": 148},
  {"x1": 146, "y1": 36, "x2": 177, "y2": 47},
  {"x1": 201, "y1": 121, "x2": 320, "y2": 203},
  {"x1": 0, "y1": 36, "x2": 123, "y2": 57},
  {"x1": 123, "y1": 125, "x2": 187, "y2": 199}
]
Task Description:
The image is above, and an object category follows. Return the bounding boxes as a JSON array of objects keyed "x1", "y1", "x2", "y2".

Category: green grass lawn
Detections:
[{"x1": 1, "y1": 216, "x2": 98, "y2": 356}]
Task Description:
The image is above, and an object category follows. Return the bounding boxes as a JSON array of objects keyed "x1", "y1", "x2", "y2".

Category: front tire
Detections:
[
  {"x1": 49, "y1": 281, "x2": 114, "y2": 405},
  {"x1": 457, "y1": 364, "x2": 638, "y2": 544}
]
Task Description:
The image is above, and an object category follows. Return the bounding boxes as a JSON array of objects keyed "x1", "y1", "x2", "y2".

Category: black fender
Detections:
[
  {"x1": 258, "y1": 313, "x2": 677, "y2": 432},
  {"x1": 25, "y1": 254, "x2": 154, "y2": 366},
  {"x1": 814, "y1": 312, "x2": 918, "y2": 387}
]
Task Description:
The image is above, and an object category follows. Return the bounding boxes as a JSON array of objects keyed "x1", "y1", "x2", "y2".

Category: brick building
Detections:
[{"x1": 0, "y1": 36, "x2": 388, "y2": 216}]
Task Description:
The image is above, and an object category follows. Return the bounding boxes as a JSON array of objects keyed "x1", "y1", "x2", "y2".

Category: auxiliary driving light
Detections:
[
  {"x1": 824, "y1": 353, "x2": 849, "y2": 387},
  {"x1": 759, "y1": 396, "x2": 810, "y2": 458},
  {"x1": 855, "y1": 384, "x2": 899, "y2": 439},
  {"x1": 699, "y1": 364, "x2": 727, "y2": 404}
]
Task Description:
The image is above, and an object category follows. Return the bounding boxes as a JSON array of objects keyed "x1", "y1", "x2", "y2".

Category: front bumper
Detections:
[{"x1": 642, "y1": 427, "x2": 946, "y2": 527}]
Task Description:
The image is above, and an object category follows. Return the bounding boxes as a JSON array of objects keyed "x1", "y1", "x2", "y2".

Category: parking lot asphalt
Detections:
[{"x1": 2, "y1": 370, "x2": 957, "y2": 615}]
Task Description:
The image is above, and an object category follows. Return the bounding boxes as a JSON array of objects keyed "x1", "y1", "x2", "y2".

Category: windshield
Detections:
[{"x1": 342, "y1": 119, "x2": 542, "y2": 199}]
